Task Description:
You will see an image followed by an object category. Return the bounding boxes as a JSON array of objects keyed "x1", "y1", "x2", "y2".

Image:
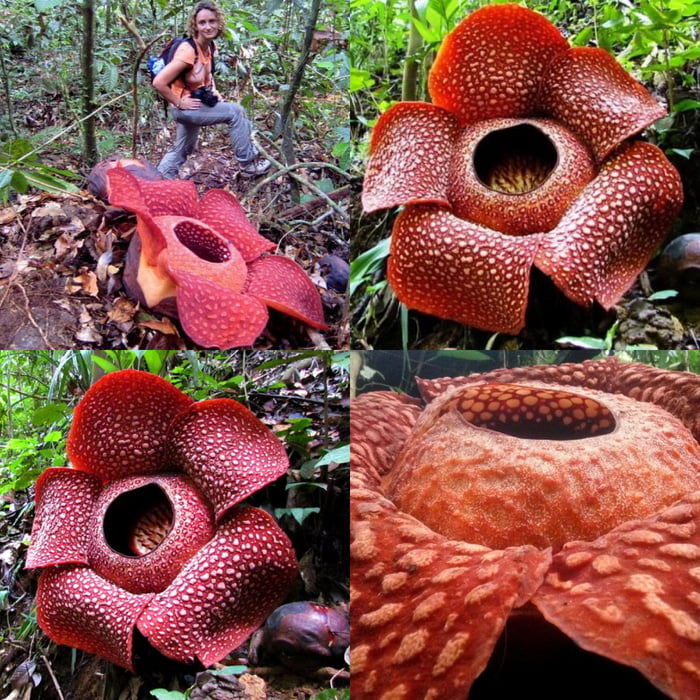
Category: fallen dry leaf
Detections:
[
  {"x1": 138, "y1": 316, "x2": 180, "y2": 335},
  {"x1": 68, "y1": 268, "x2": 99, "y2": 296}
]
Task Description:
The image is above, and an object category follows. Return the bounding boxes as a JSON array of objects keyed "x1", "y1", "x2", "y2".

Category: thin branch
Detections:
[{"x1": 244, "y1": 139, "x2": 349, "y2": 221}]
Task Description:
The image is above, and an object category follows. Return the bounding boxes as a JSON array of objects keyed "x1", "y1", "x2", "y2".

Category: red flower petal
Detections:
[
  {"x1": 535, "y1": 141, "x2": 683, "y2": 308},
  {"x1": 137, "y1": 506, "x2": 297, "y2": 665},
  {"x1": 197, "y1": 189, "x2": 276, "y2": 262},
  {"x1": 36, "y1": 565, "x2": 154, "y2": 671},
  {"x1": 66, "y1": 370, "x2": 194, "y2": 481},
  {"x1": 533, "y1": 491, "x2": 700, "y2": 699},
  {"x1": 107, "y1": 167, "x2": 198, "y2": 218},
  {"x1": 351, "y1": 391, "x2": 423, "y2": 477},
  {"x1": 541, "y1": 47, "x2": 666, "y2": 162},
  {"x1": 167, "y1": 399, "x2": 290, "y2": 521},
  {"x1": 26, "y1": 468, "x2": 101, "y2": 568},
  {"x1": 428, "y1": 4, "x2": 568, "y2": 125},
  {"x1": 164, "y1": 267, "x2": 269, "y2": 348},
  {"x1": 448, "y1": 118, "x2": 595, "y2": 235},
  {"x1": 387, "y1": 205, "x2": 542, "y2": 334},
  {"x1": 351, "y1": 396, "x2": 551, "y2": 698},
  {"x1": 362, "y1": 102, "x2": 460, "y2": 213},
  {"x1": 87, "y1": 474, "x2": 215, "y2": 594},
  {"x1": 245, "y1": 256, "x2": 328, "y2": 330}
]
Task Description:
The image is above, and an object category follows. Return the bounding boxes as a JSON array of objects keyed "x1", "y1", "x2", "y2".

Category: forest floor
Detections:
[
  {"x1": 0, "y1": 355, "x2": 350, "y2": 700},
  {"x1": 0, "y1": 93, "x2": 351, "y2": 351}
]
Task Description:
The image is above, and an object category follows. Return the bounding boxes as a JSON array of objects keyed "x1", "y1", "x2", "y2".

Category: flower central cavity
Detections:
[
  {"x1": 174, "y1": 221, "x2": 231, "y2": 263},
  {"x1": 474, "y1": 124, "x2": 557, "y2": 194},
  {"x1": 103, "y1": 483, "x2": 174, "y2": 557},
  {"x1": 438, "y1": 384, "x2": 616, "y2": 440}
]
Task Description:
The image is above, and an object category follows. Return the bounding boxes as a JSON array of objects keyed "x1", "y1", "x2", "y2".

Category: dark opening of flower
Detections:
[
  {"x1": 473, "y1": 124, "x2": 557, "y2": 194},
  {"x1": 27, "y1": 370, "x2": 298, "y2": 670},
  {"x1": 362, "y1": 4, "x2": 683, "y2": 334}
]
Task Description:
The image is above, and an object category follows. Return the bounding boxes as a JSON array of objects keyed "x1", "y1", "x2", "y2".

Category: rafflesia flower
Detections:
[
  {"x1": 105, "y1": 167, "x2": 327, "y2": 349},
  {"x1": 26, "y1": 370, "x2": 298, "y2": 670},
  {"x1": 362, "y1": 4, "x2": 683, "y2": 334},
  {"x1": 351, "y1": 358, "x2": 700, "y2": 698}
]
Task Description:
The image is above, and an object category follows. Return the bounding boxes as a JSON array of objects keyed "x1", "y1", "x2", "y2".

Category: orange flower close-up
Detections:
[{"x1": 351, "y1": 357, "x2": 700, "y2": 698}]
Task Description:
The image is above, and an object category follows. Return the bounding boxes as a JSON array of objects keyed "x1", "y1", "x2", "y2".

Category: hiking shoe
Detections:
[{"x1": 240, "y1": 157, "x2": 272, "y2": 178}]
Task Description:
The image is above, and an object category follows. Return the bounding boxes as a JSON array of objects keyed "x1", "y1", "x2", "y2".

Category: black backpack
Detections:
[{"x1": 148, "y1": 36, "x2": 216, "y2": 84}]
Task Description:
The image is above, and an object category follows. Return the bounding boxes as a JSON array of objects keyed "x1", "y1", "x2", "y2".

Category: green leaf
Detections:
[
  {"x1": 90, "y1": 356, "x2": 120, "y2": 373},
  {"x1": 667, "y1": 148, "x2": 694, "y2": 159},
  {"x1": 210, "y1": 665, "x2": 249, "y2": 676},
  {"x1": 648, "y1": 289, "x2": 679, "y2": 301},
  {"x1": 149, "y1": 691, "x2": 187, "y2": 700},
  {"x1": 31, "y1": 403, "x2": 68, "y2": 427},
  {"x1": 556, "y1": 336, "x2": 608, "y2": 349},
  {"x1": 23, "y1": 169, "x2": 80, "y2": 195},
  {"x1": 314, "y1": 444, "x2": 350, "y2": 466},
  {"x1": 672, "y1": 99, "x2": 700, "y2": 113},
  {"x1": 274, "y1": 507, "x2": 320, "y2": 525},
  {"x1": 350, "y1": 237, "x2": 390, "y2": 297},
  {"x1": 286, "y1": 481, "x2": 329, "y2": 491}
]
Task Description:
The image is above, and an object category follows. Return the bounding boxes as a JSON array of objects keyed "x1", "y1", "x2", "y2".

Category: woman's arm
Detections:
[{"x1": 152, "y1": 59, "x2": 201, "y2": 109}]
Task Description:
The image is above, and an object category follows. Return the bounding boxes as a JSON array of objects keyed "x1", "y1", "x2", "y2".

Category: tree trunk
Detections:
[
  {"x1": 81, "y1": 0, "x2": 98, "y2": 167},
  {"x1": 401, "y1": 0, "x2": 422, "y2": 101},
  {"x1": 274, "y1": 0, "x2": 322, "y2": 203}
]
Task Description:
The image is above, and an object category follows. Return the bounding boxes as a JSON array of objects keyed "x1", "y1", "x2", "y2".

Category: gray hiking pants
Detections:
[{"x1": 157, "y1": 101, "x2": 258, "y2": 179}]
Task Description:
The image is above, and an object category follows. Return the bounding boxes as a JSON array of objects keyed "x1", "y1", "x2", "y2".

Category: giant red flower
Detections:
[
  {"x1": 351, "y1": 358, "x2": 700, "y2": 698},
  {"x1": 362, "y1": 4, "x2": 683, "y2": 334},
  {"x1": 26, "y1": 370, "x2": 298, "y2": 670},
  {"x1": 106, "y1": 168, "x2": 327, "y2": 349}
]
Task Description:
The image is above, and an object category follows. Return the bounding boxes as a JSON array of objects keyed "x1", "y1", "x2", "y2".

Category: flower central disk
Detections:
[
  {"x1": 474, "y1": 124, "x2": 557, "y2": 195},
  {"x1": 447, "y1": 118, "x2": 596, "y2": 236},
  {"x1": 386, "y1": 383, "x2": 700, "y2": 551}
]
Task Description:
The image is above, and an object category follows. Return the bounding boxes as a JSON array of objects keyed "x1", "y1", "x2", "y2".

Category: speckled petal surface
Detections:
[
  {"x1": 535, "y1": 141, "x2": 683, "y2": 308},
  {"x1": 351, "y1": 413, "x2": 551, "y2": 699},
  {"x1": 541, "y1": 47, "x2": 666, "y2": 162},
  {"x1": 87, "y1": 474, "x2": 215, "y2": 594},
  {"x1": 26, "y1": 468, "x2": 101, "y2": 568},
  {"x1": 197, "y1": 189, "x2": 275, "y2": 262},
  {"x1": 36, "y1": 565, "x2": 154, "y2": 671},
  {"x1": 350, "y1": 391, "x2": 423, "y2": 479},
  {"x1": 164, "y1": 267, "x2": 269, "y2": 348},
  {"x1": 66, "y1": 370, "x2": 194, "y2": 481},
  {"x1": 137, "y1": 506, "x2": 297, "y2": 665},
  {"x1": 448, "y1": 118, "x2": 595, "y2": 235},
  {"x1": 244, "y1": 256, "x2": 328, "y2": 330},
  {"x1": 167, "y1": 399, "x2": 289, "y2": 521},
  {"x1": 361, "y1": 102, "x2": 460, "y2": 213},
  {"x1": 388, "y1": 205, "x2": 541, "y2": 334},
  {"x1": 107, "y1": 167, "x2": 198, "y2": 218},
  {"x1": 428, "y1": 4, "x2": 568, "y2": 125},
  {"x1": 533, "y1": 491, "x2": 700, "y2": 699}
]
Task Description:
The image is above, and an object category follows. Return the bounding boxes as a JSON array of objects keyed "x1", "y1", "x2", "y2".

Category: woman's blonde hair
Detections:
[{"x1": 188, "y1": 1, "x2": 225, "y2": 38}]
